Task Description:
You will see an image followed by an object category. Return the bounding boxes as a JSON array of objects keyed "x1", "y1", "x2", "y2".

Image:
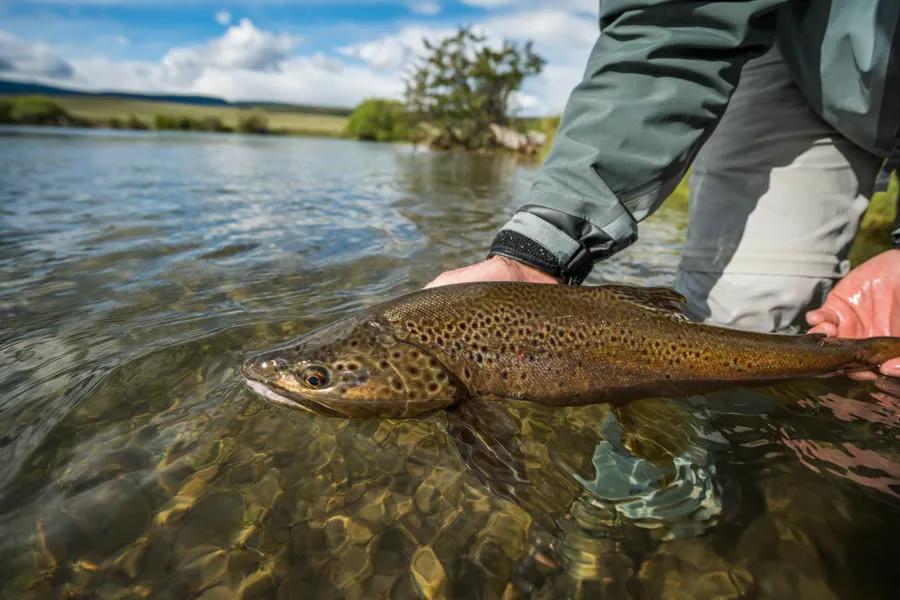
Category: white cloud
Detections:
[
  {"x1": 407, "y1": 1, "x2": 441, "y2": 15},
  {"x1": 215, "y1": 10, "x2": 232, "y2": 26},
  {"x1": 463, "y1": 0, "x2": 598, "y2": 12},
  {"x1": 461, "y1": 0, "x2": 515, "y2": 7},
  {"x1": 339, "y1": 25, "x2": 453, "y2": 71},
  {"x1": 0, "y1": 30, "x2": 74, "y2": 78},
  {"x1": 0, "y1": 3, "x2": 599, "y2": 115},
  {"x1": 160, "y1": 18, "x2": 295, "y2": 86},
  {"x1": 484, "y1": 9, "x2": 597, "y2": 61},
  {"x1": 338, "y1": 8, "x2": 597, "y2": 115}
]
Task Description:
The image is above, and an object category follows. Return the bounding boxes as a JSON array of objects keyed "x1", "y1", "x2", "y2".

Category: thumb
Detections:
[{"x1": 806, "y1": 306, "x2": 839, "y2": 327}]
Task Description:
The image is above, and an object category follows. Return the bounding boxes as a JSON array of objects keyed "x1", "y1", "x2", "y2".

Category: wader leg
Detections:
[{"x1": 674, "y1": 45, "x2": 882, "y2": 333}]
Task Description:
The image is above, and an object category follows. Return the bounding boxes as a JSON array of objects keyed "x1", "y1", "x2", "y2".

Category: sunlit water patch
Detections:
[{"x1": 0, "y1": 127, "x2": 898, "y2": 599}]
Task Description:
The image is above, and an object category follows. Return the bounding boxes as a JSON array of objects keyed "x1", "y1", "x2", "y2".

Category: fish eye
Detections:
[{"x1": 300, "y1": 365, "x2": 330, "y2": 389}]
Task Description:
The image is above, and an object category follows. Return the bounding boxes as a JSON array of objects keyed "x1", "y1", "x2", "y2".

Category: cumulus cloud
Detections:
[
  {"x1": 485, "y1": 9, "x2": 597, "y2": 61},
  {"x1": 215, "y1": 10, "x2": 232, "y2": 26},
  {"x1": 0, "y1": 30, "x2": 74, "y2": 79},
  {"x1": 408, "y1": 1, "x2": 441, "y2": 15},
  {"x1": 463, "y1": 0, "x2": 597, "y2": 12},
  {"x1": 339, "y1": 25, "x2": 453, "y2": 71},
  {"x1": 461, "y1": 0, "x2": 516, "y2": 7},
  {"x1": 160, "y1": 18, "x2": 295, "y2": 86},
  {"x1": 338, "y1": 7, "x2": 597, "y2": 114},
  {"x1": 0, "y1": 2, "x2": 599, "y2": 115}
]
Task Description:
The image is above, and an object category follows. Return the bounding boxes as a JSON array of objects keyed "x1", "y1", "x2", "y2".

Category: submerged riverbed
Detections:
[{"x1": 0, "y1": 127, "x2": 898, "y2": 599}]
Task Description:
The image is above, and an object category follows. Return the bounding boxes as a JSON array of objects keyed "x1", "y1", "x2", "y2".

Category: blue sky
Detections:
[{"x1": 0, "y1": 1, "x2": 599, "y2": 113}]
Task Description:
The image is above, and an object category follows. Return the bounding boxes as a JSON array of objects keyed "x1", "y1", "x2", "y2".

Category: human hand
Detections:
[
  {"x1": 425, "y1": 255, "x2": 560, "y2": 289},
  {"x1": 806, "y1": 249, "x2": 900, "y2": 379}
]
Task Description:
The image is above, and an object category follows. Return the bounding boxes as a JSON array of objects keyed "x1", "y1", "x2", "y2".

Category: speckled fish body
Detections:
[{"x1": 242, "y1": 282, "x2": 900, "y2": 417}]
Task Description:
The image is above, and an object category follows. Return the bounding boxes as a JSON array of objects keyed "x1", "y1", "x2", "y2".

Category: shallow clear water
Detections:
[{"x1": 0, "y1": 126, "x2": 898, "y2": 599}]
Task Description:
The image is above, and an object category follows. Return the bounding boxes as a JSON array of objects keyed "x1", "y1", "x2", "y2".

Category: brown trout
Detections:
[{"x1": 241, "y1": 282, "x2": 900, "y2": 417}]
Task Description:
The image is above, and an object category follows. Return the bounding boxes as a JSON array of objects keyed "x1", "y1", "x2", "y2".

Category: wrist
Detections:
[{"x1": 486, "y1": 255, "x2": 562, "y2": 284}]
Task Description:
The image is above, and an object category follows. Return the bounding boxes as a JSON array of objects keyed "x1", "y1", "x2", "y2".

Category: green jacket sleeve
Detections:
[{"x1": 489, "y1": 0, "x2": 788, "y2": 283}]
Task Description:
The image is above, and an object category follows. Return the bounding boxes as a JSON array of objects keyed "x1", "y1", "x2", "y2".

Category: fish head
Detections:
[{"x1": 242, "y1": 316, "x2": 464, "y2": 418}]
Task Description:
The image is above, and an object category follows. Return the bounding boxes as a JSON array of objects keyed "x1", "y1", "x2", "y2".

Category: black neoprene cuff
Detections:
[{"x1": 489, "y1": 211, "x2": 638, "y2": 284}]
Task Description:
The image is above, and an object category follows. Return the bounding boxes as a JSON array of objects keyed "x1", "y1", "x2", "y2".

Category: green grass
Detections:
[
  {"x1": 849, "y1": 176, "x2": 897, "y2": 266},
  {"x1": 0, "y1": 94, "x2": 348, "y2": 137}
]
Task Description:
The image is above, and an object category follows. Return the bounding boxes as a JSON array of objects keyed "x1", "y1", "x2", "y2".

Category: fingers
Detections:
[
  {"x1": 808, "y1": 322, "x2": 839, "y2": 337},
  {"x1": 806, "y1": 306, "x2": 840, "y2": 328},
  {"x1": 846, "y1": 368, "x2": 879, "y2": 382},
  {"x1": 805, "y1": 309, "x2": 827, "y2": 326},
  {"x1": 880, "y1": 356, "x2": 900, "y2": 378}
]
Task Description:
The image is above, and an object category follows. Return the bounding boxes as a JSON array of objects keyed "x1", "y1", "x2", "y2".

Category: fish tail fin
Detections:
[{"x1": 854, "y1": 337, "x2": 900, "y2": 367}]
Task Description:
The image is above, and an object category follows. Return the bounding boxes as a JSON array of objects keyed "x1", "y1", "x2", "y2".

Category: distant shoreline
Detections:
[{"x1": 0, "y1": 93, "x2": 349, "y2": 138}]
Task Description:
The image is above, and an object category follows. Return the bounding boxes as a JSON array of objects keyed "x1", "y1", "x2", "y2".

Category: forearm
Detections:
[{"x1": 491, "y1": 0, "x2": 788, "y2": 283}]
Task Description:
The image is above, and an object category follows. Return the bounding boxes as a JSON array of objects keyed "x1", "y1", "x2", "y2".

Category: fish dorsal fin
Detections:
[{"x1": 598, "y1": 284, "x2": 688, "y2": 318}]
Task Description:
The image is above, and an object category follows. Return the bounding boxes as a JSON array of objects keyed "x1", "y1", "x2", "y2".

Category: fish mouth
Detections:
[
  {"x1": 243, "y1": 378, "x2": 313, "y2": 413},
  {"x1": 241, "y1": 374, "x2": 345, "y2": 417}
]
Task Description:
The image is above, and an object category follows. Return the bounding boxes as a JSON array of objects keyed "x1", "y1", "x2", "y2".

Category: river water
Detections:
[{"x1": 0, "y1": 127, "x2": 898, "y2": 599}]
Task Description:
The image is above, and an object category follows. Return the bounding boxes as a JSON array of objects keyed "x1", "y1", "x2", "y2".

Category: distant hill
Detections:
[{"x1": 0, "y1": 79, "x2": 352, "y2": 116}]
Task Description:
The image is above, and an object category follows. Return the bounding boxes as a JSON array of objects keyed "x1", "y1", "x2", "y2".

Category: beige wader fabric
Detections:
[{"x1": 674, "y1": 46, "x2": 883, "y2": 333}]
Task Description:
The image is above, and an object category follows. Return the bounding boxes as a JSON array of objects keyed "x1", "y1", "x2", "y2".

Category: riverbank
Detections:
[{"x1": 0, "y1": 94, "x2": 348, "y2": 137}]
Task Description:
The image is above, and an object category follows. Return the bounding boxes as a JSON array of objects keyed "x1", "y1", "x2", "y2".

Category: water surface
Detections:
[{"x1": 1, "y1": 127, "x2": 898, "y2": 599}]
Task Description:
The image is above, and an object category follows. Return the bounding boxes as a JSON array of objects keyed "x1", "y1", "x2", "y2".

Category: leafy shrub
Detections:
[
  {"x1": 6, "y1": 96, "x2": 74, "y2": 125},
  {"x1": 236, "y1": 111, "x2": 269, "y2": 134},
  {"x1": 345, "y1": 99, "x2": 409, "y2": 142},
  {"x1": 153, "y1": 114, "x2": 232, "y2": 132},
  {"x1": 0, "y1": 100, "x2": 11, "y2": 123},
  {"x1": 405, "y1": 26, "x2": 545, "y2": 150}
]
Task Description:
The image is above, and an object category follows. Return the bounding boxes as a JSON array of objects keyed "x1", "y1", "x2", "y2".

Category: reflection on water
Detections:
[{"x1": 0, "y1": 127, "x2": 898, "y2": 598}]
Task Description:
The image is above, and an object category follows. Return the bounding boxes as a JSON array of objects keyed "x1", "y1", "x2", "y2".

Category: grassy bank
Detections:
[{"x1": 0, "y1": 94, "x2": 348, "y2": 137}]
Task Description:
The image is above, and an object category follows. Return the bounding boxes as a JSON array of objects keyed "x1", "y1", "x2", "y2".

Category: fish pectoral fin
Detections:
[
  {"x1": 446, "y1": 396, "x2": 530, "y2": 494},
  {"x1": 614, "y1": 397, "x2": 700, "y2": 468},
  {"x1": 598, "y1": 284, "x2": 688, "y2": 318}
]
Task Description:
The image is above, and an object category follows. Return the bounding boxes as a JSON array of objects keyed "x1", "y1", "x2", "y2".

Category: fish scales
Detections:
[{"x1": 242, "y1": 282, "x2": 900, "y2": 417}]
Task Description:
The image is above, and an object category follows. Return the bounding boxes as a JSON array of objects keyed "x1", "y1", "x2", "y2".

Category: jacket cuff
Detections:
[
  {"x1": 488, "y1": 206, "x2": 637, "y2": 284},
  {"x1": 891, "y1": 226, "x2": 900, "y2": 249}
]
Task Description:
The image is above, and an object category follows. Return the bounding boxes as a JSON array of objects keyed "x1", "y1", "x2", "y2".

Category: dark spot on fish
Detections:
[
  {"x1": 500, "y1": 370, "x2": 509, "y2": 380},
  {"x1": 428, "y1": 382, "x2": 439, "y2": 392},
  {"x1": 391, "y1": 379, "x2": 403, "y2": 391},
  {"x1": 408, "y1": 366, "x2": 419, "y2": 375}
]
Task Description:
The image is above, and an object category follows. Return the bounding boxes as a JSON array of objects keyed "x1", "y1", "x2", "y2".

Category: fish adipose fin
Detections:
[{"x1": 598, "y1": 285, "x2": 688, "y2": 318}]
